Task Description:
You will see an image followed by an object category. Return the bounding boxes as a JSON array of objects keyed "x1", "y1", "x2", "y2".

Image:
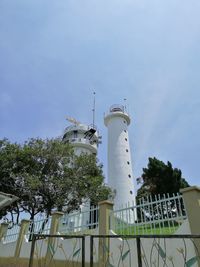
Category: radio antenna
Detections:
[
  {"x1": 124, "y1": 98, "x2": 127, "y2": 112},
  {"x1": 92, "y1": 91, "x2": 96, "y2": 128}
]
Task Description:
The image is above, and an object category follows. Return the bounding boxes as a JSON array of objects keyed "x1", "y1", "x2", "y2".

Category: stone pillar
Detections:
[
  {"x1": 45, "y1": 212, "x2": 64, "y2": 265},
  {"x1": 98, "y1": 200, "x2": 113, "y2": 267},
  {"x1": 0, "y1": 223, "x2": 9, "y2": 241},
  {"x1": 14, "y1": 220, "x2": 30, "y2": 258},
  {"x1": 181, "y1": 186, "x2": 200, "y2": 266}
]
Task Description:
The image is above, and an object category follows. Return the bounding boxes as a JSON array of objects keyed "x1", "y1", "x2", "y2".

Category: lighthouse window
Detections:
[
  {"x1": 128, "y1": 174, "x2": 131, "y2": 178},
  {"x1": 124, "y1": 130, "x2": 127, "y2": 133},
  {"x1": 125, "y1": 138, "x2": 128, "y2": 141},
  {"x1": 127, "y1": 161, "x2": 130, "y2": 165},
  {"x1": 123, "y1": 120, "x2": 126, "y2": 124},
  {"x1": 126, "y1": 149, "x2": 129, "y2": 152},
  {"x1": 130, "y1": 190, "x2": 133, "y2": 195}
]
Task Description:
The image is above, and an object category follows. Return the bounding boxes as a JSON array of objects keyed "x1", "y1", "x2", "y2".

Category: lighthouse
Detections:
[
  {"x1": 62, "y1": 117, "x2": 101, "y2": 229},
  {"x1": 104, "y1": 104, "x2": 136, "y2": 210},
  {"x1": 62, "y1": 118, "x2": 100, "y2": 156}
]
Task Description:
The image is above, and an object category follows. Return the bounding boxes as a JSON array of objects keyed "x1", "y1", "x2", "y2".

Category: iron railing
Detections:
[
  {"x1": 58, "y1": 206, "x2": 99, "y2": 234},
  {"x1": 28, "y1": 234, "x2": 85, "y2": 267},
  {"x1": 110, "y1": 193, "x2": 187, "y2": 235},
  {"x1": 27, "y1": 217, "x2": 52, "y2": 241},
  {"x1": 3, "y1": 224, "x2": 20, "y2": 243},
  {"x1": 28, "y1": 234, "x2": 200, "y2": 267}
]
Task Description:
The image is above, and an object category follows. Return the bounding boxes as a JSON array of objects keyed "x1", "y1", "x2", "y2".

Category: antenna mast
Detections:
[
  {"x1": 123, "y1": 98, "x2": 127, "y2": 112},
  {"x1": 92, "y1": 91, "x2": 96, "y2": 128}
]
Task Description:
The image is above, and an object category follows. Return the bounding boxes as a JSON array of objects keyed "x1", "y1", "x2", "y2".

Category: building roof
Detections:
[{"x1": 0, "y1": 192, "x2": 18, "y2": 210}]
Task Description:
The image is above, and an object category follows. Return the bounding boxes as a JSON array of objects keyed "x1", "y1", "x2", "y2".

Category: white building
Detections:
[
  {"x1": 63, "y1": 123, "x2": 100, "y2": 156},
  {"x1": 104, "y1": 104, "x2": 136, "y2": 212},
  {"x1": 62, "y1": 120, "x2": 101, "y2": 229}
]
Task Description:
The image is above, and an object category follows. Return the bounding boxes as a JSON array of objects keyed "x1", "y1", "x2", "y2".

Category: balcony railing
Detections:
[{"x1": 110, "y1": 104, "x2": 124, "y2": 113}]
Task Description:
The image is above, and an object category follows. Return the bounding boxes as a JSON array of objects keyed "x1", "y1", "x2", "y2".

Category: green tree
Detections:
[
  {"x1": 137, "y1": 157, "x2": 190, "y2": 198},
  {"x1": 0, "y1": 139, "x2": 23, "y2": 222},
  {"x1": 0, "y1": 138, "x2": 111, "y2": 223}
]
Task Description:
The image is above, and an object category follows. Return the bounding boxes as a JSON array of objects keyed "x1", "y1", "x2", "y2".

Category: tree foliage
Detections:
[
  {"x1": 0, "y1": 138, "x2": 111, "y2": 223},
  {"x1": 137, "y1": 157, "x2": 190, "y2": 198}
]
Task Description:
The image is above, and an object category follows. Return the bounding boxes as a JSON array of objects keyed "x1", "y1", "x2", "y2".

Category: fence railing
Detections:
[
  {"x1": 1, "y1": 205, "x2": 99, "y2": 244},
  {"x1": 110, "y1": 193, "x2": 187, "y2": 235},
  {"x1": 3, "y1": 223, "x2": 20, "y2": 244},
  {"x1": 58, "y1": 206, "x2": 99, "y2": 234},
  {"x1": 29, "y1": 234, "x2": 86, "y2": 267},
  {"x1": 27, "y1": 217, "x2": 52, "y2": 241},
  {"x1": 28, "y1": 234, "x2": 200, "y2": 267}
]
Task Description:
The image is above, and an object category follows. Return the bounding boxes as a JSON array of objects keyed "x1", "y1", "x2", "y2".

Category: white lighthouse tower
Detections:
[
  {"x1": 104, "y1": 104, "x2": 136, "y2": 211},
  {"x1": 62, "y1": 117, "x2": 100, "y2": 156},
  {"x1": 62, "y1": 117, "x2": 101, "y2": 229}
]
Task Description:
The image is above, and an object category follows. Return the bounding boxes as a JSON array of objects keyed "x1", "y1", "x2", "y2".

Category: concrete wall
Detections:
[{"x1": 107, "y1": 223, "x2": 198, "y2": 267}]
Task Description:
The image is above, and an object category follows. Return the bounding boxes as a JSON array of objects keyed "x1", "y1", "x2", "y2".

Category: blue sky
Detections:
[{"x1": 0, "y1": 0, "x2": 200, "y2": 188}]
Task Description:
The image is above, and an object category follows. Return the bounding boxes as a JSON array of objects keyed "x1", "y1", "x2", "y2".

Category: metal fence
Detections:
[
  {"x1": 29, "y1": 234, "x2": 86, "y2": 267},
  {"x1": 8, "y1": 205, "x2": 99, "y2": 243},
  {"x1": 110, "y1": 193, "x2": 187, "y2": 235},
  {"x1": 27, "y1": 217, "x2": 52, "y2": 241},
  {"x1": 28, "y1": 234, "x2": 200, "y2": 267},
  {"x1": 3, "y1": 223, "x2": 20, "y2": 244},
  {"x1": 58, "y1": 206, "x2": 99, "y2": 234}
]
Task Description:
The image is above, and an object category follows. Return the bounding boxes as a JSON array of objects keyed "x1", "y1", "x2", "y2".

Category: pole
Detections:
[
  {"x1": 92, "y1": 91, "x2": 96, "y2": 128},
  {"x1": 29, "y1": 234, "x2": 36, "y2": 267},
  {"x1": 136, "y1": 237, "x2": 142, "y2": 267}
]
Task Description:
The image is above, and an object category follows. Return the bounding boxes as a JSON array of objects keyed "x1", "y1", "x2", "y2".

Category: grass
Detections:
[{"x1": 113, "y1": 220, "x2": 180, "y2": 235}]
